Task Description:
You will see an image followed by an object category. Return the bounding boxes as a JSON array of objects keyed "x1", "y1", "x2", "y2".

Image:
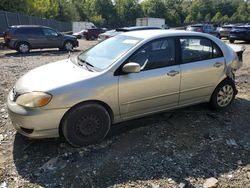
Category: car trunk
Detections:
[{"x1": 227, "y1": 44, "x2": 245, "y2": 61}]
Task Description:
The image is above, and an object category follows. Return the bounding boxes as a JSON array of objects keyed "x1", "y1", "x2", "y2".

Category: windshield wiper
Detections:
[{"x1": 78, "y1": 59, "x2": 94, "y2": 72}]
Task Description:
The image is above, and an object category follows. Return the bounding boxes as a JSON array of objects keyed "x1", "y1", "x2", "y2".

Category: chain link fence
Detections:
[{"x1": 0, "y1": 11, "x2": 72, "y2": 37}]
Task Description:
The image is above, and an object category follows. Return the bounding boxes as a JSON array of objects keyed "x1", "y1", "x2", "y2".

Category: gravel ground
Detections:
[{"x1": 0, "y1": 39, "x2": 250, "y2": 188}]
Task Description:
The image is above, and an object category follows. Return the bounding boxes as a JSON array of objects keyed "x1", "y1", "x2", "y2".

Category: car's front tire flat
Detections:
[
  {"x1": 62, "y1": 103, "x2": 111, "y2": 147},
  {"x1": 210, "y1": 79, "x2": 237, "y2": 110}
]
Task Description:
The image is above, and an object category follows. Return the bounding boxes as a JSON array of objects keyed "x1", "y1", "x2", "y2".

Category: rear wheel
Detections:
[
  {"x1": 62, "y1": 103, "x2": 111, "y2": 147},
  {"x1": 17, "y1": 42, "x2": 30, "y2": 53},
  {"x1": 210, "y1": 79, "x2": 237, "y2": 110}
]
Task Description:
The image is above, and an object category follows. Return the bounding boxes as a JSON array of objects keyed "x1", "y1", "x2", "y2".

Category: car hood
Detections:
[
  {"x1": 63, "y1": 34, "x2": 77, "y2": 39},
  {"x1": 14, "y1": 59, "x2": 98, "y2": 93}
]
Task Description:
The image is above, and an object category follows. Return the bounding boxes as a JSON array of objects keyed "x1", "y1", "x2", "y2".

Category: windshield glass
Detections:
[{"x1": 78, "y1": 35, "x2": 142, "y2": 70}]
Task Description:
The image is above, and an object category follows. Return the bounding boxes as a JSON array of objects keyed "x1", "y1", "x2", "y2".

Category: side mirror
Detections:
[
  {"x1": 57, "y1": 33, "x2": 62, "y2": 37},
  {"x1": 122, "y1": 62, "x2": 141, "y2": 73}
]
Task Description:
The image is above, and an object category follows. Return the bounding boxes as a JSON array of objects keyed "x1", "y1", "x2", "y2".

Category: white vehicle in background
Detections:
[
  {"x1": 72, "y1": 22, "x2": 96, "y2": 38},
  {"x1": 136, "y1": 17, "x2": 169, "y2": 29}
]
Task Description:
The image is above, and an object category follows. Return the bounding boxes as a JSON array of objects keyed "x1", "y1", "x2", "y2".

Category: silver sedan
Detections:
[{"x1": 7, "y1": 30, "x2": 244, "y2": 147}]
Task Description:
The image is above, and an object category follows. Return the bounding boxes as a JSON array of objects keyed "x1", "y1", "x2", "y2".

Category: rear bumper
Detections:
[{"x1": 220, "y1": 32, "x2": 229, "y2": 37}]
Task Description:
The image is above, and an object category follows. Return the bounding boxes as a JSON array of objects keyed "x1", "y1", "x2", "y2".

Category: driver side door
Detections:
[
  {"x1": 42, "y1": 28, "x2": 61, "y2": 48},
  {"x1": 118, "y1": 38, "x2": 181, "y2": 119}
]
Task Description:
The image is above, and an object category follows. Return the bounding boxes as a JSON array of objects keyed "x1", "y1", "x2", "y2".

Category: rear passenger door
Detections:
[
  {"x1": 178, "y1": 36, "x2": 225, "y2": 105},
  {"x1": 15, "y1": 28, "x2": 44, "y2": 48},
  {"x1": 27, "y1": 28, "x2": 45, "y2": 48}
]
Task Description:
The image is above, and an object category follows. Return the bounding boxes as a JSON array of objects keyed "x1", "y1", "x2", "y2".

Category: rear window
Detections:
[
  {"x1": 191, "y1": 25, "x2": 202, "y2": 28},
  {"x1": 180, "y1": 37, "x2": 223, "y2": 64},
  {"x1": 14, "y1": 28, "x2": 43, "y2": 35},
  {"x1": 222, "y1": 26, "x2": 232, "y2": 29}
]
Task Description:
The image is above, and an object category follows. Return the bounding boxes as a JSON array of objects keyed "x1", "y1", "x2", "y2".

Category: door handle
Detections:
[
  {"x1": 167, "y1": 70, "x2": 179, "y2": 77},
  {"x1": 214, "y1": 62, "x2": 223, "y2": 68}
]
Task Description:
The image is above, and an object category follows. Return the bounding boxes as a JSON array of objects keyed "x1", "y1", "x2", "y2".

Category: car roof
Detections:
[
  {"x1": 222, "y1": 24, "x2": 235, "y2": 27},
  {"x1": 190, "y1": 24, "x2": 203, "y2": 27},
  {"x1": 120, "y1": 29, "x2": 214, "y2": 40},
  {"x1": 116, "y1": 26, "x2": 162, "y2": 32},
  {"x1": 235, "y1": 25, "x2": 250, "y2": 28},
  {"x1": 9, "y1": 25, "x2": 51, "y2": 29}
]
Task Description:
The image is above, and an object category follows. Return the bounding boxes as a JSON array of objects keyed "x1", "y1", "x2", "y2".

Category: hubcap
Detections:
[
  {"x1": 75, "y1": 114, "x2": 101, "y2": 137},
  {"x1": 19, "y1": 44, "x2": 29, "y2": 53},
  {"x1": 65, "y1": 42, "x2": 73, "y2": 51},
  {"x1": 217, "y1": 85, "x2": 234, "y2": 107}
]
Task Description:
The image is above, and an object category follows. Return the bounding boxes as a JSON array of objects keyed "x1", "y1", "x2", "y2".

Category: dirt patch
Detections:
[{"x1": 0, "y1": 39, "x2": 250, "y2": 188}]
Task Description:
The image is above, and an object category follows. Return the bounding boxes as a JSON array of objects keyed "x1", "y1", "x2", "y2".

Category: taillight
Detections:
[
  {"x1": 4, "y1": 34, "x2": 12, "y2": 39},
  {"x1": 197, "y1": 28, "x2": 203, "y2": 32}
]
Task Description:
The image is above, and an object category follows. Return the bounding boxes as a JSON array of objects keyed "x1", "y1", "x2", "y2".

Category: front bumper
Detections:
[
  {"x1": 73, "y1": 40, "x2": 79, "y2": 47},
  {"x1": 7, "y1": 92, "x2": 69, "y2": 139}
]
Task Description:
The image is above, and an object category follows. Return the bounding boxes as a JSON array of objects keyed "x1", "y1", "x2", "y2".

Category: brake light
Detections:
[
  {"x1": 197, "y1": 28, "x2": 203, "y2": 32},
  {"x1": 4, "y1": 34, "x2": 12, "y2": 39}
]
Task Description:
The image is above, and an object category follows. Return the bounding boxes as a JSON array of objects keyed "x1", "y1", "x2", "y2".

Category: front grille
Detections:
[{"x1": 11, "y1": 87, "x2": 20, "y2": 102}]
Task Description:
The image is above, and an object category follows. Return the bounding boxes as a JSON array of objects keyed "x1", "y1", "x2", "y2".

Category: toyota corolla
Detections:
[{"x1": 7, "y1": 30, "x2": 244, "y2": 147}]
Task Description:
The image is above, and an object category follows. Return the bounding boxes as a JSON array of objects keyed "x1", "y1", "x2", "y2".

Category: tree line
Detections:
[{"x1": 1, "y1": 0, "x2": 250, "y2": 28}]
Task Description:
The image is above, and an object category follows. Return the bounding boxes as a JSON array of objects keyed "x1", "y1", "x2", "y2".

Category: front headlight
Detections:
[{"x1": 16, "y1": 92, "x2": 52, "y2": 108}]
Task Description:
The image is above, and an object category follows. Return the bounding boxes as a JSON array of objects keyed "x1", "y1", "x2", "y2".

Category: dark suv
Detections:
[
  {"x1": 229, "y1": 25, "x2": 250, "y2": 43},
  {"x1": 83, "y1": 28, "x2": 105, "y2": 40},
  {"x1": 3, "y1": 25, "x2": 78, "y2": 53},
  {"x1": 186, "y1": 24, "x2": 220, "y2": 37}
]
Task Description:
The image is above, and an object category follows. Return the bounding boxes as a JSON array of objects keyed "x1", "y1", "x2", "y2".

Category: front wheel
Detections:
[
  {"x1": 62, "y1": 103, "x2": 111, "y2": 147},
  {"x1": 63, "y1": 41, "x2": 74, "y2": 51},
  {"x1": 210, "y1": 79, "x2": 237, "y2": 110}
]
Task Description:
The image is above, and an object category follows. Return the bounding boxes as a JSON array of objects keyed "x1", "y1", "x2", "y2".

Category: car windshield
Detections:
[{"x1": 78, "y1": 35, "x2": 142, "y2": 70}]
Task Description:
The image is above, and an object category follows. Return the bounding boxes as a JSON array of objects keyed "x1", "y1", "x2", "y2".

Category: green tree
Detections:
[{"x1": 115, "y1": 0, "x2": 142, "y2": 26}]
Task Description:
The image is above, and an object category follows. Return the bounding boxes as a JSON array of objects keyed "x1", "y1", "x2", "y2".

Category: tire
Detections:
[
  {"x1": 62, "y1": 103, "x2": 111, "y2": 147},
  {"x1": 17, "y1": 42, "x2": 30, "y2": 53},
  {"x1": 229, "y1": 39, "x2": 235, "y2": 43},
  {"x1": 63, "y1": 41, "x2": 74, "y2": 51},
  {"x1": 210, "y1": 79, "x2": 237, "y2": 110},
  {"x1": 90, "y1": 35, "x2": 95, "y2": 40}
]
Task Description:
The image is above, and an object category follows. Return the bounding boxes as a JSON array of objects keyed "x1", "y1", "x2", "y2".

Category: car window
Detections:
[
  {"x1": 15, "y1": 28, "x2": 43, "y2": 35},
  {"x1": 43, "y1": 28, "x2": 58, "y2": 36},
  {"x1": 213, "y1": 43, "x2": 223, "y2": 58},
  {"x1": 180, "y1": 37, "x2": 214, "y2": 63},
  {"x1": 129, "y1": 38, "x2": 175, "y2": 71},
  {"x1": 180, "y1": 37, "x2": 223, "y2": 63}
]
